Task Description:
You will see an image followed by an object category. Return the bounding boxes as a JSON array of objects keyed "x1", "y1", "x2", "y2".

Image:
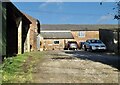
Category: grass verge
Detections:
[{"x1": 1, "y1": 51, "x2": 44, "y2": 83}]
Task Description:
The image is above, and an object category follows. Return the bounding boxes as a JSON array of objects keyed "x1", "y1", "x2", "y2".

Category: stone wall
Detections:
[
  {"x1": 24, "y1": 14, "x2": 40, "y2": 52},
  {"x1": 42, "y1": 39, "x2": 74, "y2": 50},
  {"x1": 1, "y1": 2, "x2": 6, "y2": 56},
  {"x1": 41, "y1": 31, "x2": 99, "y2": 50},
  {"x1": 2, "y1": 2, "x2": 31, "y2": 56},
  {"x1": 71, "y1": 31, "x2": 99, "y2": 47}
]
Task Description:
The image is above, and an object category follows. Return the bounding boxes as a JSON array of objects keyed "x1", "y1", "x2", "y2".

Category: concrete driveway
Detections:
[
  {"x1": 32, "y1": 50, "x2": 120, "y2": 83},
  {"x1": 64, "y1": 50, "x2": 120, "y2": 70}
]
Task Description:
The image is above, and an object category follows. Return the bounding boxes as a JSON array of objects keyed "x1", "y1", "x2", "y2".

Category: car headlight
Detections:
[{"x1": 91, "y1": 46, "x2": 97, "y2": 49}]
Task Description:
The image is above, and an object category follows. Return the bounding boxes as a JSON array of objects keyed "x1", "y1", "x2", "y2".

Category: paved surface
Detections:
[{"x1": 32, "y1": 50, "x2": 120, "y2": 83}]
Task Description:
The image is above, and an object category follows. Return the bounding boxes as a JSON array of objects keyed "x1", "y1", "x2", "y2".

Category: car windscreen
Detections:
[
  {"x1": 69, "y1": 42, "x2": 77, "y2": 44},
  {"x1": 90, "y1": 40, "x2": 102, "y2": 43}
]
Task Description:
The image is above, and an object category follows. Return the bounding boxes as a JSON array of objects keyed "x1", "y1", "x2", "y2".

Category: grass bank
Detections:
[{"x1": 1, "y1": 51, "x2": 44, "y2": 83}]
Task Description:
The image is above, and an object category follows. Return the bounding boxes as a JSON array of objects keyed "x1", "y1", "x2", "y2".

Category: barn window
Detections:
[
  {"x1": 78, "y1": 31, "x2": 86, "y2": 38},
  {"x1": 54, "y1": 41, "x2": 59, "y2": 44}
]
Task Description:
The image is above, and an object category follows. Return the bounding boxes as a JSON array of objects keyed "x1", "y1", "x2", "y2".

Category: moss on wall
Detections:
[
  {"x1": 0, "y1": 2, "x2": 2, "y2": 55},
  {"x1": 1, "y1": 2, "x2": 6, "y2": 55}
]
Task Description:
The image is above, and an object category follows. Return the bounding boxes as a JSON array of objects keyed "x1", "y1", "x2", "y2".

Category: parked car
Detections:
[
  {"x1": 65, "y1": 41, "x2": 78, "y2": 50},
  {"x1": 79, "y1": 42, "x2": 85, "y2": 49},
  {"x1": 83, "y1": 39, "x2": 106, "y2": 51}
]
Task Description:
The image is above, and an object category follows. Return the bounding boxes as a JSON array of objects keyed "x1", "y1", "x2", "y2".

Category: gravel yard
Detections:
[{"x1": 32, "y1": 50, "x2": 120, "y2": 83}]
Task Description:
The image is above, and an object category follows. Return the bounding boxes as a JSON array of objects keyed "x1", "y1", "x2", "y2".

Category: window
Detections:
[
  {"x1": 78, "y1": 31, "x2": 86, "y2": 38},
  {"x1": 90, "y1": 40, "x2": 102, "y2": 43},
  {"x1": 54, "y1": 41, "x2": 59, "y2": 44}
]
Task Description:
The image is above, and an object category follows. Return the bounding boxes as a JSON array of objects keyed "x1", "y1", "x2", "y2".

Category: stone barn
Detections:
[
  {"x1": 23, "y1": 14, "x2": 40, "y2": 52},
  {"x1": 1, "y1": 2, "x2": 40, "y2": 57},
  {"x1": 41, "y1": 31, "x2": 74, "y2": 50},
  {"x1": 40, "y1": 24, "x2": 117, "y2": 51},
  {"x1": 2, "y1": 2, "x2": 31, "y2": 56}
]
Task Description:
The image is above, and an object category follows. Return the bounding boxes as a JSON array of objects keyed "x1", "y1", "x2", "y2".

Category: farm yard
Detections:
[
  {"x1": 1, "y1": 1, "x2": 120, "y2": 84},
  {"x1": 1, "y1": 50, "x2": 119, "y2": 83}
]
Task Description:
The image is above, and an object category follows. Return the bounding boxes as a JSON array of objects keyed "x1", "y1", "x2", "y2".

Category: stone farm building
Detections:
[
  {"x1": 23, "y1": 14, "x2": 40, "y2": 52},
  {"x1": 1, "y1": 2, "x2": 40, "y2": 57},
  {"x1": 40, "y1": 24, "x2": 118, "y2": 52}
]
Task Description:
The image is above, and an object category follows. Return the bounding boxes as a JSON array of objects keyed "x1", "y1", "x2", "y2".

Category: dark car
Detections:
[
  {"x1": 79, "y1": 42, "x2": 85, "y2": 49},
  {"x1": 65, "y1": 41, "x2": 78, "y2": 50}
]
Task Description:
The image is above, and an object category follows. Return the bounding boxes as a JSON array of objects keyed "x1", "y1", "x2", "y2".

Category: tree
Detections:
[
  {"x1": 100, "y1": 1, "x2": 120, "y2": 54},
  {"x1": 100, "y1": 1, "x2": 120, "y2": 20}
]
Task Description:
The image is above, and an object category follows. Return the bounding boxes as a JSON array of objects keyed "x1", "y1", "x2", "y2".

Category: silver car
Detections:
[
  {"x1": 67, "y1": 41, "x2": 78, "y2": 50},
  {"x1": 83, "y1": 39, "x2": 106, "y2": 51}
]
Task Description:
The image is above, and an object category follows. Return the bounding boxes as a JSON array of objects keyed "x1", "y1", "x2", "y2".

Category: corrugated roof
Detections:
[
  {"x1": 41, "y1": 32, "x2": 74, "y2": 39},
  {"x1": 41, "y1": 24, "x2": 118, "y2": 31}
]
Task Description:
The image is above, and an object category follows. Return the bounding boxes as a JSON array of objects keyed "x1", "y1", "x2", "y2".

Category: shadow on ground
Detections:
[{"x1": 64, "y1": 50, "x2": 120, "y2": 71}]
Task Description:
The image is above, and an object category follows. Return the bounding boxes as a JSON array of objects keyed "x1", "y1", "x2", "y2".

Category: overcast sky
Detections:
[{"x1": 13, "y1": 2, "x2": 118, "y2": 24}]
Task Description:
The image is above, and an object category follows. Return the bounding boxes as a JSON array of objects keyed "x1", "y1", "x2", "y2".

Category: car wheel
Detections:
[
  {"x1": 84, "y1": 46, "x2": 87, "y2": 51},
  {"x1": 88, "y1": 46, "x2": 93, "y2": 52}
]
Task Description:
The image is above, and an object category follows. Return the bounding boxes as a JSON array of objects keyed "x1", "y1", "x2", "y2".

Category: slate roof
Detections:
[
  {"x1": 7, "y1": 2, "x2": 31, "y2": 24},
  {"x1": 23, "y1": 13, "x2": 37, "y2": 22},
  {"x1": 41, "y1": 24, "x2": 118, "y2": 31},
  {"x1": 41, "y1": 32, "x2": 74, "y2": 39}
]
